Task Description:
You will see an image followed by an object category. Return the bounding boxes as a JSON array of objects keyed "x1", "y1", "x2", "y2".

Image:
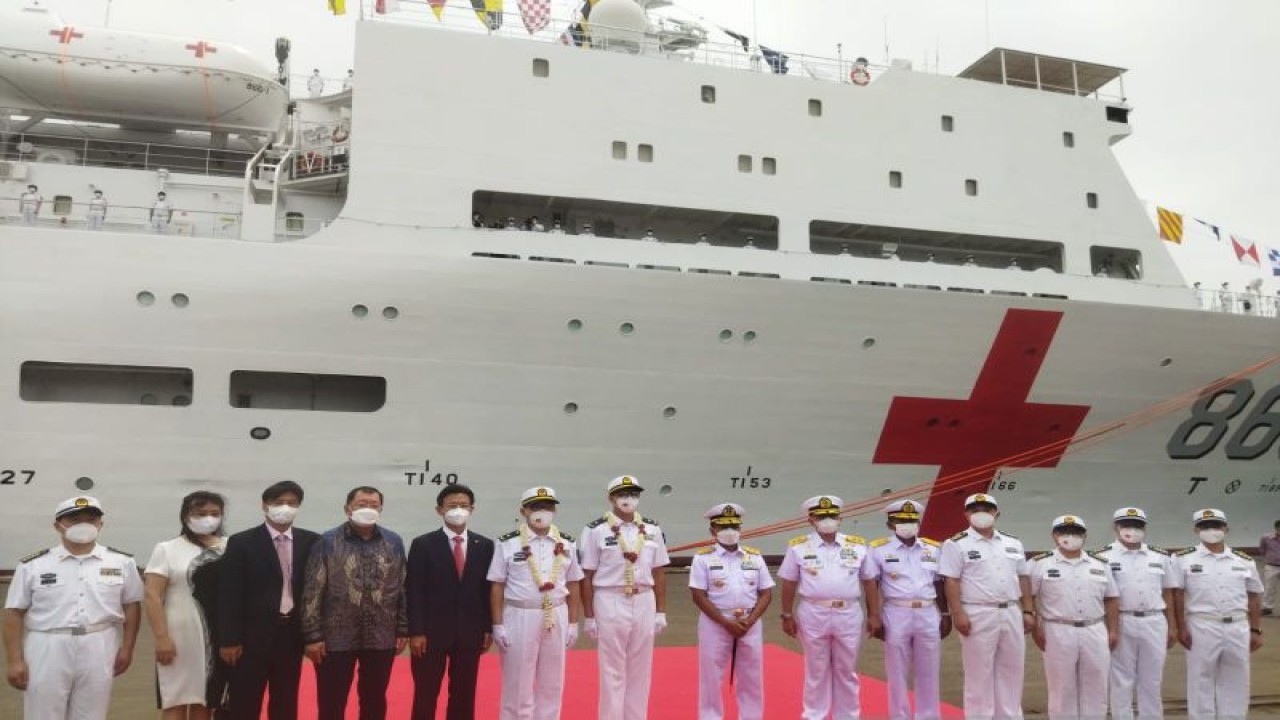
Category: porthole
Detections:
[
  {"x1": 171, "y1": 293, "x2": 189, "y2": 308},
  {"x1": 743, "y1": 331, "x2": 757, "y2": 343},
  {"x1": 718, "y1": 329, "x2": 733, "y2": 342},
  {"x1": 658, "y1": 484, "x2": 673, "y2": 496},
  {"x1": 75, "y1": 476, "x2": 94, "y2": 491},
  {"x1": 136, "y1": 291, "x2": 155, "y2": 307},
  {"x1": 352, "y1": 304, "x2": 369, "y2": 318},
  {"x1": 563, "y1": 402, "x2": 579, "y2": 414},
  {"x1": 140, "y1": 393, "x2": 157, "y2": 405},
  {"x1": 1159, "y1": 357, "x2": 1173, "y2": 367},
  {"x1": 862, "y1": 337, "x2": 877, "y2": 349},
  {"x1": 567, "y1": 319, "x2": 583, "y2": 332},
  {"x1": 250, "y1": 426, "x2": 271, "y2": 440},
  {"x1": 663, "y1": 406, "x2": 677, "y2": 418},
  {"x1": 382, "y1": 306, "x2": 399, "y2": 320},
  {"x1": 619, "y1": 322, "x2": 635, "y2": 335}
]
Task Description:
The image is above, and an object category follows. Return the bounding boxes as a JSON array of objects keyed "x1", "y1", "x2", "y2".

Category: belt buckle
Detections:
[
  {"x1": 1132, "y1": 611, "x2": 1146, "y2": 617},
  {"x1": 732, "y1": 609, "x2": 746, "y2": 619},
  {"x1": 832, "y1": 600, "x2": 845, "y2": 608},
  {"x1": 70, "y1": 627, "x2": 87, "y2": 636},
  {"x1": 996, "y1": 602, "x2": 1010, "y2": 609},
  {"x1": 911, "y1": 600, "x2": 924, "y2": 609},
  {"x1": 624, "y1": 587, "x2": 636, "y2": 597},
  {"x1": 1072, "y1": 621, "x2": 1085, "y2": 628},
  {"x1": 1222, "y1": 617, "x2": 1234, "y2": 624}
]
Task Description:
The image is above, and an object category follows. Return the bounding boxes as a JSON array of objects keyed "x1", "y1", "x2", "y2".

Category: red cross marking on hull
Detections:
[
  {"x1": 185, "y1": 41, "x2": 218, "y2": 58},
  {"x1": 49, "y1": 27, "x2": 85, "y2": 44},
  {"x1": 872, "y1": 309, "x2": 1091, "y2": 539}
]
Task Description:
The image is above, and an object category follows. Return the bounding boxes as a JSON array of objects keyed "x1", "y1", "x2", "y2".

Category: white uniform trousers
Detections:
[
  {"x1": 882, "y1": 604, "x2": 941, "y2": 720},
  {"x1": 87, "y1": 214, "x2": 105, "y2": 230},
  {"x1": 22, "y1": 210, "x2": 38, "y2": 225},
  {"x1": 697, "y1": 612, "x2": 764, "y2": 720},
  {"x1": 150, "y1": 217, "x2": 169, "y2": 233},
  {"x1": 796, "y1": 600, "x2": 863, "y2": 720},
  {"x1": 22, "y1": 628, "x2": 119, "y2": 720},
  {"x1": 1109, "y1": 613, "x2": 1167, "y2": 720},
  {"x1": 1041, "y1": 622, "x2": 1109, "y2": 720},
  {"x1": 1185, "y1": 617, "x2": 1250, "y2": 720},
  {"x1": 1263, "y1": 564, "x2": 1280, "y2": 611},
  {"x1": 499, "y1": 604, "x2": 569, "y2": 720},
  {"x1": 594, "y1": 588, "x2": 656, "y2": 720},
  {"x1": 958, "y1": 605, "x2": 1025, "y2": 720}
]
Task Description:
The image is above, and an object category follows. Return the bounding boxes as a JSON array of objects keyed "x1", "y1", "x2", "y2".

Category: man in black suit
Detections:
[
  {"x1": 407, "y1": 484, "x2": 495, "y2": 720},
  {"x1": 218, "y1": 480, "x2": 320, "y2": 719}
]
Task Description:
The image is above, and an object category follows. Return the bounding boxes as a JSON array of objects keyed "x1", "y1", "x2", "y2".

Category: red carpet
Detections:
[{"x1": 288, "y1": 645, "x2": 964, "y2": 718}]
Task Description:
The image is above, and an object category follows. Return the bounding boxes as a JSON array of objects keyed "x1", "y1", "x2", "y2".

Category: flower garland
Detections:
[
  {"x1": 607, "y1": 512, "x2": 648, "y2": 594},
  {"x1": 521, "y1": 523, "x2": 567, "y2": 629}
]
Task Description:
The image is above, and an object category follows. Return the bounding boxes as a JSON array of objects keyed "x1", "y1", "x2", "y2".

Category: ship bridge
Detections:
[{"x1": 958, "y1": 48, "x2": 1126, "y2": 105}]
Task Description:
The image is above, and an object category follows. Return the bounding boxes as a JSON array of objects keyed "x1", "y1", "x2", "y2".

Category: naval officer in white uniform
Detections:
[
  {"x1": 19, "y1": 185, "x2": 42, "y2": 226},
  {"x1": 3, "y1": 496, "x2": 144, "y2": 720}
]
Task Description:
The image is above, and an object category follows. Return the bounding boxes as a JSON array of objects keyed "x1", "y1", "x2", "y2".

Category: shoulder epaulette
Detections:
[
  {"x1": 696, "y1": 547, "x2": 715, "y2": 555},
  {"x1": 1000, "y1": 531, "x2": 1019, "y2": 539},
  {"x1": 498, "y1": 530, "x2": 520, "y2": 542},
  {"x1": 558, "y1": 531, "x2": 575, "y2": 542},
  {"x1": 1147, "y1": 545, "x2": 1169, "y2": 556},
  {"x1": 789, "y1": 535, "x2": 809, "y2": 546},
  {"x1": 949, "y1": 531, "x2": 967, "y2": 541},
  {"x1": 920, "y1": 537, "x2": 940, "y2": 547},
  {"x1": 643, "y1": 517, "x2": 659, "y2": 526},
  {"x1": 1232, "y1": 549, "x2": 1253, "y2": 561},
  {"x1": 1087, "y1": 551, "x2": 1107, "y2": 562},
  {"x1": 19, "y1": 548, "x2": 49, "y2": 564},
  {"x1": 1173, "y1": 547, "x2": 1196, "y2": 556},
  {"x1": 1093, "y1": 546, "x2": 1110, "y2": 555},
  {"x1": 1029, "y1": 550, "x2": 1052, "y2": 561},
  {"x1": 870, "y1": 537, "x2": 891, "y2": 548},
  {"x1": 587, "y1": 516, "x2": 608, "y2": 529},
  {"x1": 843, "y1": 535, "x2": 867, "y2": 545},
  {"x1": 743, "y1": 546, "x2": 762, "y2": 555},
  {"x1": 105, "y1": 546, "x2": 134, "y2": 557}
]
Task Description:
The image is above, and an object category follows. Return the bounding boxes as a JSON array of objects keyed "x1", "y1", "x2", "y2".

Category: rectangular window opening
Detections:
[
  {"x1": 762, "y1": 157, "x2": 777, "y2": 175},
  {"x1": 1090, "y1": 245, "x2": 1143, "y2": 279},
  {"x1": 611, "y1": 141, "x2": 627, "y2": 160},
  {"x1": 808, "y1": 99, "x2": 822, "y2": 117},
  {"x1": 941, "y1": 115, "x2": 955, "y2": 132},
  {"x1": 229, "y1": 370, "x2": 386, "y2": 412},
  {"x1": 965, "y1": 178, "x2": 978, "y2": 196},
  {"x1": 1086, "y1": 192, "x2": 1098, "y2": 209},
  {"x1": 638, "y1": 144, "x2": 654, "y2": 163},
  {"x1": 21, "y1": 361, "x2": 193, "y2": 406},
  {"x1": 532, "y1": 58, "x2": 550, "y2": 77},
  {"x1": 52, "y1": 195, "x2": 73, "y2": 215},
  {"x1": 701, "y1": 85, "x2": 716, "y2": 103},
  {"x1": 889, "y1": 170, "x2": 903, "y2": 189},
  {"x1": 737, "y1": 154, "x2": 752, "y2": 173},
  {"x1": 1062, "y1": 131, "x2": 1075, "y2": 148}
]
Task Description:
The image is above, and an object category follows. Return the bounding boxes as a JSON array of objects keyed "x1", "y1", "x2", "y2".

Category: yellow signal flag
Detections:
[
  {"x1": 328, "y1": 0, "x2": 346, "y2": 15},
  {"x1": 1157, "y1": 207, "x2": 1183, "y2": 244}
]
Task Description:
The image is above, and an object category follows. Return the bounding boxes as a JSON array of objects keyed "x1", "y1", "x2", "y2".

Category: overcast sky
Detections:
[{"x1": 8, "y1": 0, "x2": 1279, "y2": 287}]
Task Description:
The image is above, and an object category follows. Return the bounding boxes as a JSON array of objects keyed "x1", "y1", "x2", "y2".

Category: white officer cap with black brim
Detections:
[
  {"x1": 803, "y1": 495, "x2": 843, "y2": 517},
  {"x1": 55, "y1": 495, "x2": 104, "y2": 519},
  {"x1": 1112, "y1": 507, "x2": 1147, "y2": 524},
  {"x1": 520, "y1": 486, "x2": 560, "y2": 507},
  {"x1": 607, "y1": 475, "x2": 644, "y2": 495},
  {"x1": 1051, "y1": 514, "x2": 1087, "y2": 532},
  {"x1": 963, "y1": 493, "x2": 998, "y2": 510},
  {"x1": 705, "y1": 503, "x2": 744, "y2": 527},
  {"x1": 884, "y1": 498, "x2": 924, "y2": 521},
  {"x1": 1192, "y1": 508, "x2": 1227, "y2": 526}
]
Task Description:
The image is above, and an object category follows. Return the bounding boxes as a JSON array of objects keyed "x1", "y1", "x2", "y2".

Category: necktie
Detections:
[
  {"x1": 276, "y1": 534, "x2": 293, "y2": 614},
  {"x1": 452, "y1": 535, "x2": 465, "y2": 579}
]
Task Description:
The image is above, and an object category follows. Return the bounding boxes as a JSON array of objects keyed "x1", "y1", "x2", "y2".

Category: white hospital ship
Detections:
[{"x1": 1, "y1": 0, "x2": 1277, "y2": 564}]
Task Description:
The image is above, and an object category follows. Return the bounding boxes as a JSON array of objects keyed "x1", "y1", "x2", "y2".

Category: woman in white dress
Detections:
[{"x1": 144, "y1": 491, "x2": 227, "y2": 720}]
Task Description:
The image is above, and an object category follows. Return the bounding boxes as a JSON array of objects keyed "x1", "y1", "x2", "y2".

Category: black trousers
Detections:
[
  {"x1": 410, "y1": 644, "x2": 483, "y2": 720},
  {"x1": 225, "y1": 625, "x2": 304, "y2": 720},
  {"x1": 314, "y1": 648, "x2": 396, "y2": 720}
]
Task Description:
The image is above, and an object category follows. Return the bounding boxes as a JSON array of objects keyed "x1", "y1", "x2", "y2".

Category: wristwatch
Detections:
[
  {"x1": 1251, "y1": 627, "x2": 1263, "y2": 636},
  {"x1": 780, "y1": 612, "x2": 793, "y2": 620}
]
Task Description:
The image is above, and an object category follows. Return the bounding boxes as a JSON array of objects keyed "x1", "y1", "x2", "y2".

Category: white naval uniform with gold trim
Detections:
[
  {"x1": 689, "y1": 544, "x2": 774, "y2": 720},
  {"x1": 862, "y1": 536, "x2": 943, "y2": 720},
  {"x1": 1096, "y1": 541, "x2": 1177, "y2": 720}
]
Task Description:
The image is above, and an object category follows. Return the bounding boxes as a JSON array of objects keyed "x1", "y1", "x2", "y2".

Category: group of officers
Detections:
[
  {"x1": 16, "y1": 185, "x2": 175, "y2": 232},
  {"x1": 3, "y1": 480, "x2": 1269, "y2": 720}
]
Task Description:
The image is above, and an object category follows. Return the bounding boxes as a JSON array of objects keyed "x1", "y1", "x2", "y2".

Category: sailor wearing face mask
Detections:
[
  {"x1": 1095, "y1": 507, "x2": 1177, "y2": 720},
  {"x1": 690, "y1": 503, "x2": 774, "y2": 720},
  {"x1": 938, "y1": 493, "x2": 1033, "y2": 720},
  {"x1": 861, "y1": 499, "x2": 949, "y2": 720},
  {"x1": 1172, "y1": 509, "x2": 1264, "y2": 720},
  {"x1": 3, "y1": 496, "x2": 143, "y2": 720},
  {"x1": 776, "y1": 495, "x2": 868, "y2": 720},
  {"x1": 487, "y1": 486, "x2": 584, "y2": 720},
  {"x1": 1028, "y1": 515, "x2": 1119, "y2": 720},
  {"x1": 579, "y1": 475, "x2": 670, "y2": 720}
]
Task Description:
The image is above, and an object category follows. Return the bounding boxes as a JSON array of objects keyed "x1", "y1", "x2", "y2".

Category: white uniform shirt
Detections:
[
  {"x1": 938, "y1": 528, "x2": 1028, "y2": 604},
  {"x1": 1029, "y1": 550, "x2": 1118, "y2": 622},
  {"x1": 20, "y1": 192, "x2": 42, "y2": 212},
  {"x1": 579, "y1": 514, "x2": 670, "y2": 588},
  {"x1": 1096, "y1": 542, "x2": 1178, "y2": 612},
  {"x1": 487, "y1": 527, "x2": 584, "y2": 606},
  {"x1": 151, "y1": 200, "x2": 172, "y2": 221},
  {"x1": 861, "y1": 536, "x2": 942, "y2": 601},
  {"x1": 689, "y1": 544, "x2": 775, "y2": 610},
  {"x1": 1174, "y1": 544, "x2": 1263, "y2": 616},
  {"x1": 4, "y1": 544, "x2": 144, "y2": 630},
  {"x1": 88, "y1": 196, "x2": 108, "y2": 216},
  {"x1": 777, "y1": 532, "x2": 867, "y2": 600}
]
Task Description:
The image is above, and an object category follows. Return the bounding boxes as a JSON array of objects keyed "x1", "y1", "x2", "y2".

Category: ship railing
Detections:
[
  {"x1": 1195, "y1": 288, "x2": 1280, "y2": 318},
  {"x1": 0, "y1": 132, "x2": 256, "y2": 179},
  {"x1": 0, "y1": 198, "x2": 242, "y2": 239}
]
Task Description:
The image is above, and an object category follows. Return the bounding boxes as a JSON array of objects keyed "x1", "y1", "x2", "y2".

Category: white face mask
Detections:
[
  {"x1": 63, "y1": 522, "x2": 99, "y2": 545},
  {"x1": 814, "y1": 518, "x2": 840, "y2": 534},
  {"x1": 266, "y1": 504, "x2": 299, "y2": 525},
  {"x1": 1056, "y1": 535, "x2": 1085, "y2": 552},
  {"x1": 444, "y1": 507, "x2": 471, "y2": 526},
  {"x1": 349, "y1": 507, "x2": 380, "y2": 527},
  {"x1": 1198, "y1": 528, "x2": 1226, "y2": 544},
  {"x1": 187, "y1": 516, "x2": 222, "y2": 535},
  {"x1": 528, "y1": 510, "x2": 554, "y2": 530},
  {"x1": 894, "y1": 522, "x2": 920, "y2": 540},
  {"x1": 614, "y1": 496, "x2": 640, "y2": 514},
  {"x1": 716, "y1": 528, "x2": 741, "y2": 545},
  {"x1": 969, "y1": 512, "x2": 996, "y2": 530},
  {"x1": 1117, "y1": 527, "x2": 1145, "y2": 544}
]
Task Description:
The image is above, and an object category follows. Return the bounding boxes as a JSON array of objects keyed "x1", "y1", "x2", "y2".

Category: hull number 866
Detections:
[{"x1": 1167, "y1": 379, "x2": 1280, "y2": 460}]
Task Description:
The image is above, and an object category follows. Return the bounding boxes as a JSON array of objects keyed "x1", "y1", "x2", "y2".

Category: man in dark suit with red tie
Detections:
[
  {"x1": 217, "y1": 480, "x2": 320, "y2": 719},
  {"x1": 407, "y1": 484, "x2": 495, "y2": 720}
]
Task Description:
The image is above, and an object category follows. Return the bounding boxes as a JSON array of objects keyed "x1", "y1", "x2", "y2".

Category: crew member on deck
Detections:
[
  {"x1": 777, "y1": 495, "x2": 869, "y2": 720},
  {"x1": 1173, "y1": 509, "x2": 1263, "y2": 719},
  {"x1": 343, "y1": 69, "x2": 354, "y2": 91},
  {"x1": 938, "y1": 493, "x2": 1033, "y2": 720},
  {"x1": 862, "y1": 499, "x2": 949, "y2": 720},
  {"x1": 19, "y1": 185, "x2": 42, "y2": 226},
  {"x1": 579, "y1": 475, "x2": 670, "y2": 720},
  {"x1": 690, "y1": 503, "x2": 773, "y2": 720},
  {"x1": 1096, "y1": 507, "x2": 1177, "y2": 720},
  {"x1": 307, "y1": 69, "x2": 324, "y2": 98},
  {"x1": 87, "y1": 190, "x2": 108, "y2": 231},
  {"x1": 1028, "y1": 515, "x2": 1119, "y2": 720},
  {"x1": 150, "y1": 192, "x2": 173, "y2": 234},
  {"x1": 3, "y1": 496, "x2": 143, "y2": 720}
]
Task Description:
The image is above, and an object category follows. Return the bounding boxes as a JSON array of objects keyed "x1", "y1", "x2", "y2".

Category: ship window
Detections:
[
  {"x1": 941, "y1": 115, "x2": 955, "y2": 132},
  {"x1": 1063, "y1": 131, "x2": 1075, "y2": 148},
  {"x1": 738, "y1": 154, "x2": 752, "y2": 173},
  {"x1": 809, "y1": 220, "x2": 1064, "y2": 273},
  {"x1": 612, "y1": 141, "x2": 627, "y2": 160},
  {"x1": 20, "y1": 362, "x2": 193, "y2": 406},
  {"x1": 532, "y1": 58, "x2": 550, "y2": 77},
  {"x1": 52, "y1": 195, "x2": 73, "y2": 215},
  {"x1": 638, "y1": 144, "x2": 654, "y2": 162},
  {"x1": 762, "y1": 157, "x2": 777, "y2": 175},
  {"x1": 1086, "y1": 192, "x2": 1098, "y2": 209},
  {"x1": 1090, "y1": 245, "x2": 1142, "y2": 279},
  {"x1": 701, "y1": 85, "x2": 716, "y2": 103},
  {"x1": 1106, "y1": 106, "x2": 1129, "y2": 123},
  {"x1": 808, "y1": 99, "x2": 822, "y2": 117},
  {"x1": 965, "y1": 179, "x2": 978, "y2": 196},
  {"x1": 285, "y1": 211, "x2": 305, "y2": 233},
  {"x1": 229, "y1": 371, "x2": 386, "y2": 412},
  {"x1": 889, "y1": 171, "x2": 903, "y2": 188}
]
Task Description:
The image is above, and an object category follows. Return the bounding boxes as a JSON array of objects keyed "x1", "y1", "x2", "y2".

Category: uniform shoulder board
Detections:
[
  {"x1": 1173, "y1": 547, "x2": 1196, "y2": 556},
  {"x1": 1000, "y1": 531, "x2": 1019, "y2": 539},
  {"x1": 1147, "y1": 545, "x2": 1169, "y2": 556},
  {"x1": 105, "y1": 546, "x2": 134, "y2": 557},
  {"x1": 642, "y1": 517, "x2": 659, "y2": 527},
  {"x1": 743, "y1": 546, "x2": 762, "y2": 555},
  {"x1": 920, "y1": 537, "x2": 941, "y2": 547},
  {"x1": 696, "y1": 547, "x2": 715, "y2": 555},
  {"x1": 498, "y1": 530, "x2": 520, "y2": 542},
  {"x1": 1232, "y1": 549, "x2": 1253, "y2": 562},
  {"x1": 949, "y1": 531, "x2": 967, "y2": 541},
  {"x1": 1087, "y1": 551, "x2": 1107, "y2": 562},
  {"x1": 869, "y1": 537, "x2": 891, "y2": 548},
  {"x1": 789, "y1": 535, "x2": 809, "y2": 546},
  {"x1": 586, "y1": 516, "x2": 608, "y2": 529},
  {"x1": 1029, "y1": 550, "x2": 1052, "y2": 561},
  {"x1": 558, "y1": 531, "x2": 575, "y2": 542},
  {"x1": 844, "y1": 535, "x2": 867, "y2": 545},
  {"x1": 19, "y1": 548, "x2": 49, "y2": 564}
]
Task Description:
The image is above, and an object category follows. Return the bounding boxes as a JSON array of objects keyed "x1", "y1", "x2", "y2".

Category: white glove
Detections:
[
  {"x1": 584, "y1": 618, "x2": 599, "y2": 640},
  {"x1": 654, "y1": 612, "x2": 668, "y2": 635},
  {"x1": 491, "y1": 625, "x2": 510, "y2": 652},
  {"x1": 565, "y1": 622, "x2": 580, "y2": 648}
]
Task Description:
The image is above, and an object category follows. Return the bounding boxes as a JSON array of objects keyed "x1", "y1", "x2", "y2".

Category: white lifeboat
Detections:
[{"x1": 0, "y1": 6, "x2": 287, "y2": 132}]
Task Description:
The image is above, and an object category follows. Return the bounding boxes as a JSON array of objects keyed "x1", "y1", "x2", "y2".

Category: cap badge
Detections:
[
  {"x1": 537, "y1": 488, "x2": 549, "y2": 498},
  {"x1": 722, "y1": 506, "x2": 738, "y2": 517},
  {"x1": 818, "y1": 497, "x2": 834, "y2": 509},
  {"x1": 974, "y1": 494, "x2": 988, "y2": 502},
  {"x1": 74, "y1": 498, "x2": 89, "y2": 507},
  {"x1": 1126, "y1": 508, "x2": 1138, "y2": 517},
  {"x1": 1201, "y1": 510, "x2": 1214, "y2": 519},
  {"x1": 902, "y1": 501, "x2": 915, "y2": 512},
  {"x1": 621, "y1": 477, "x2": 633, "y2": 486},
  {"x1": 1064, "y1": 516, "x2": 1076, "y2": 525}
]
